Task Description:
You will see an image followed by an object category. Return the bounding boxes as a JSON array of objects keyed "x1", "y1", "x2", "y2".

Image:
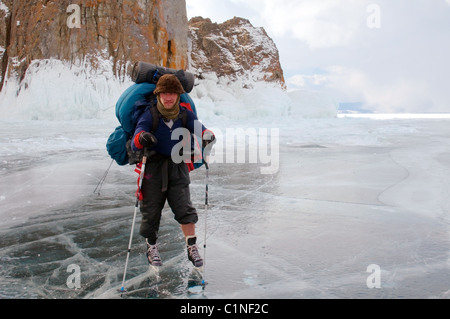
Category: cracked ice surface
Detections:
[{"x1": 0, "y1": 117, "x2": 449, "y2": 298}]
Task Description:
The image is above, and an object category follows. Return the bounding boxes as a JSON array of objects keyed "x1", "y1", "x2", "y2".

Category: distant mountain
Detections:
[{"x1": 189, "y1": 16, "x2": 285, "y2": 88}]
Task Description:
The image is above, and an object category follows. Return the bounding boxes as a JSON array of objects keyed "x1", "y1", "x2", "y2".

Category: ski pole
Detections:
[
  {"x1": 93, "y1": 159, "x2": 114, "y2": 196},
  {"x1": 120, "y1": 149, "x2": 148, "y2": 294},
  {"x1": 202, "y1": 157, "x2": 210, "y2": 290}
]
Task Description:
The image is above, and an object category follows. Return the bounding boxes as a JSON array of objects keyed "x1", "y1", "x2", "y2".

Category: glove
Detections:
[
  {"x1": 202, "y1": 130, "x2": 216, "y2": 149},
  {"x1": 139, "y1": 132, "x2": 158, "y2": 148}
]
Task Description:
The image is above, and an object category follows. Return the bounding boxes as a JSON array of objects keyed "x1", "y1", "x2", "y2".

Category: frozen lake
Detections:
[{"x1": 0, "y1": 117, "x2": 449, "y2": 299}]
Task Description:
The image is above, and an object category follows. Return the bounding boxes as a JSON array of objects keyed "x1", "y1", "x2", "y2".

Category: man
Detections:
[{"x1": 131, "y1": 74, "x2": 215, "y2": 268}]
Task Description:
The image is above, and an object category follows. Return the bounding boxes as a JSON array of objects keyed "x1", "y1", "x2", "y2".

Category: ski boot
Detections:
[
  {"x1": 146, "y1": 239, "x2": 163, "y2": 267},
  {"x1": 186, "y1": 236, "x2": 203, "y2": 268}
]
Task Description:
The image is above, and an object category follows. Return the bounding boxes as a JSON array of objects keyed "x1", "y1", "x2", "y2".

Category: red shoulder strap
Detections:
[{"x1": 180, "y1": 102, "x2": 193, "y2": 112}]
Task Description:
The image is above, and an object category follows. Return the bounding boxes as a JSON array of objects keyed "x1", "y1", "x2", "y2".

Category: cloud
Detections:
[
  {"x1": 187, "y1": 0, "x2": 450, "y2": 113},
  {"x1": 232, "y1": 0, "x2": 370, "y2": 49},
  {"x1": 286, "y1": 73, "x2": 329, "y2": 90},
  {"x1": 188, "y1": 0, "x2": 371, "y2": 49},
  {"x1": 307, "y1": 66, "x2": 444, "y2": 113},
  {"x1": 288, "y1": 62, "x2": 447, "y2": 113},
  {"x1": 276, "y1": 0, "x2": 450, "y2": 112}
]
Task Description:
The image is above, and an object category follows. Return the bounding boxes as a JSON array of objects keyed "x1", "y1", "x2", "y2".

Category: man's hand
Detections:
[
  {"x1": 202, "y1": 130, "x2": 216, "y2": 149},
  {"x1": 139, "y1": 132, "x2": 158, "y2": 148}
]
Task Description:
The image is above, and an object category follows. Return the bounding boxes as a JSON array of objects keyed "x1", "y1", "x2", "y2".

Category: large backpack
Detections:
[{"x1": 106, "y1": 63, "x2": 203, "y2": 169}]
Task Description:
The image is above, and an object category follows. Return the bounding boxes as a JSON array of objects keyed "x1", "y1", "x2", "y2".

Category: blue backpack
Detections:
[{"x1": 106, "y1": 82, "x2": 203, "y2": 169}]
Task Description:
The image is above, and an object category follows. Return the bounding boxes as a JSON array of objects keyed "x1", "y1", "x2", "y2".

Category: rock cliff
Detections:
[
  {"x1": 189, "y1": 16, "x2": 285, "y2": 87},
  {"x1": 0, "y1": 1, "x2": 285, "y2": 96},
  {"x1": 0, "y1": 0, "x2": 189, "y2": 90}
]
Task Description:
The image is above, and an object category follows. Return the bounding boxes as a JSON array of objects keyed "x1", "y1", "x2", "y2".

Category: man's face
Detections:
[{"x1": 159, "y1": 92, "x2": 178, "y2": 109}]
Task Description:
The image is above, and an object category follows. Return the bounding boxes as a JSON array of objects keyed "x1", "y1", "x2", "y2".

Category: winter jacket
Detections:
[{"x1": 131, "y1": 102, "x2": 208, "y2": 158}]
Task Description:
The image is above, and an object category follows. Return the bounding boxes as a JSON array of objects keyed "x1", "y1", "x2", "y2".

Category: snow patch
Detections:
[
  {"x1": 190, "y1": 72, "x2": 337, "y2": 127},
  {"x1": 0, "y1": 1, "x2": 9, "y2": 16},
  {"x1": 0, "y1": 58, "x2": 338, "y2": 122},
  {"x1": 0, "y1": 58, "x2": 133, "y2": 121}
]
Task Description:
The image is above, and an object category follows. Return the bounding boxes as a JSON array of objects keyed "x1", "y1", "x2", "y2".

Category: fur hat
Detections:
[{"x1": 154, "y1": 74, "x2": 185, "y2": 95}]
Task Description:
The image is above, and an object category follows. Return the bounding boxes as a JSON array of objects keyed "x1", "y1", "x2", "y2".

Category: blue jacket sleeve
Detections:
[{"x1": 131, "y1": 109, "x2": 153, "y2": 151}]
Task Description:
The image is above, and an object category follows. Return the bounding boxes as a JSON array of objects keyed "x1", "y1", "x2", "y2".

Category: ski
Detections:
[
  {"x1": 119, "y1": 263, "x2": 206, "y2": 298},
  {"x1": 118, "y1": 265, "x2": 161, "y2": 298}
]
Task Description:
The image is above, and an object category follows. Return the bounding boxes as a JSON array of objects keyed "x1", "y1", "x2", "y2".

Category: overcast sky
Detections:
[{"x1": 186, "y1": 0, "x2": 450, "y2": 113}]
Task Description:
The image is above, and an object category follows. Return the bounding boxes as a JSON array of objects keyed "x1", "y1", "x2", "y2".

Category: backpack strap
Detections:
[
  {"x1": 179, "y1": 108, "x2": 188, "y2": 128},
  {"x1": 149, "y1": 103, "x2": 161, "y2": 133}
]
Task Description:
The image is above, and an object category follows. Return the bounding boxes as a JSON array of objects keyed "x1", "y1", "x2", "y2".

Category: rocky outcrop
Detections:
[
  {"x1": 189, "y1": 16, "x2": 285, "y2": 87},
  {"x1": 0, "y1": 0, "x2": 189, "y2": 90},
  {"x1": 1, "y1": 1, "x2": 286, "y2": 95}
]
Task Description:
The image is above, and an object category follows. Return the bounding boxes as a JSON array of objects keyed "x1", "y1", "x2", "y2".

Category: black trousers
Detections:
[{"x1": 139, "y1": 157, "x2": 198, "y2": 243}]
